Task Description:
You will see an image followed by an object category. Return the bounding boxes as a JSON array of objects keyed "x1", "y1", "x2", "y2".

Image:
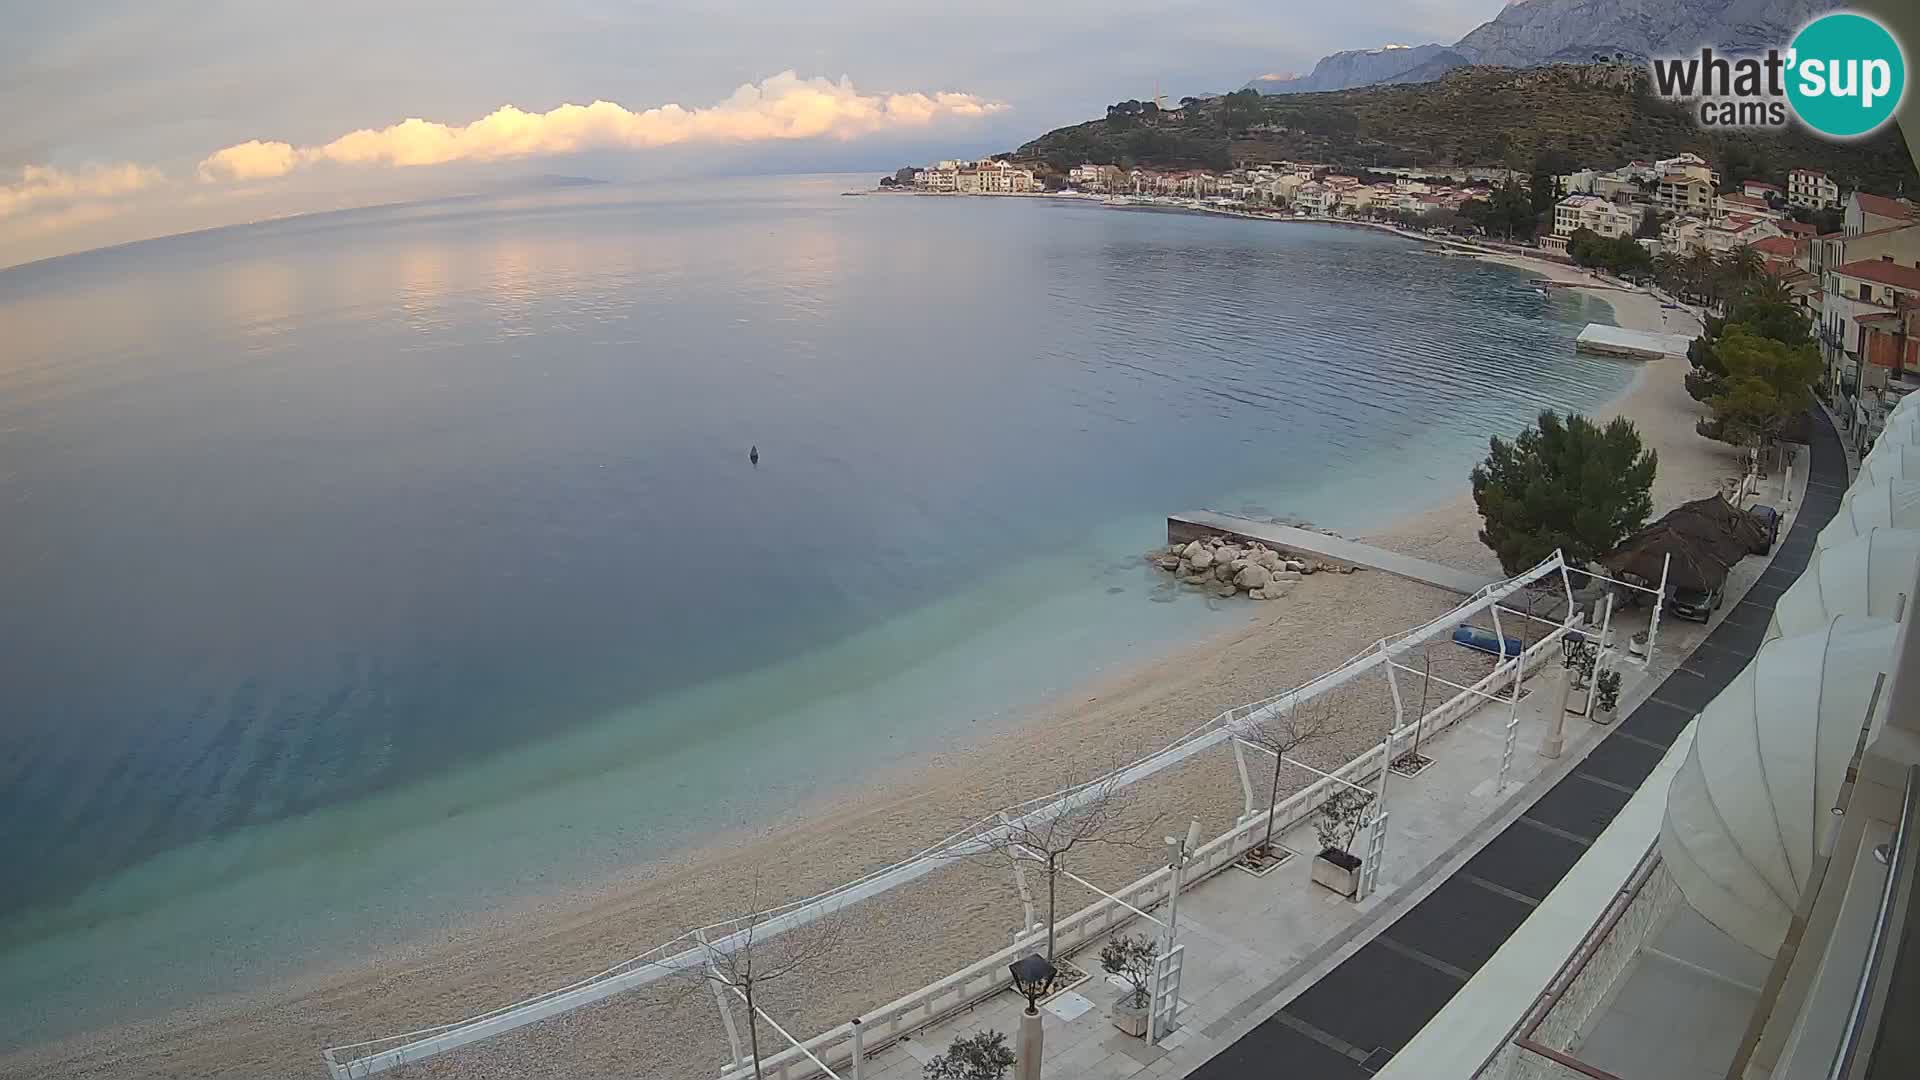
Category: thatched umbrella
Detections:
[
  {"x1": 1665, "y1": 495, "x2": 1768, "y2": 564},
  {"x1": 1599, "y1": 520, "x2": 1736, "y2": 592}
]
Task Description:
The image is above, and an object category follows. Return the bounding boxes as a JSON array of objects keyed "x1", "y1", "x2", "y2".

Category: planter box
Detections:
[
  {"x1": 1311, "y1": 848, "x2": 1362, "y2": 898},
  {"x1": 1111, "y1": 996, "x2": 1150, "y2": 1037}
]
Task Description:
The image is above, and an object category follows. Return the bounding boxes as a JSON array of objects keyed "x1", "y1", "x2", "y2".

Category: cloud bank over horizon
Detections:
[
  {"x1": 0, "y1": 163, "x2": 163, "y2": 221},
  {"x1": 0, "y1": 72, "x2": 1004, "y2": 265},
  {"x1": 198, "y1": 73, "x2": 1006, "y2": 182}
]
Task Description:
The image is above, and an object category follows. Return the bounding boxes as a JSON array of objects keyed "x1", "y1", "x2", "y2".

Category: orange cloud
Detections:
[
  {"x1": 0, "y1": 163, "x2": 163, "y2": 219},
  {"x1": 197, "y1": 72, "x2": 1006, "y2": 182}
]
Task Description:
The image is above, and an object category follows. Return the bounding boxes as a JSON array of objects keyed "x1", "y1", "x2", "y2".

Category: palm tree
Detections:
[
  {"x1": 1683, "y1": 248, "x2": 1718, "y2": 307},
  {"x1": 1652, "y1": 251, "x2": 1681, "y2": 296},
  {"x1": 1719, "y1": 246, "x2": 1764, "y2": 292}
]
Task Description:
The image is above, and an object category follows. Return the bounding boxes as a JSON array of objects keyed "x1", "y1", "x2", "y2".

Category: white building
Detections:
[
  {"x1": 1543, "y1": 193, "x2": 1646, "y2": 252},
  {"x1": 1788, "y1": 167, "x2": 1841, "y2": 209},
  {"x1": 1067, "y1": 163, "x2": 1122, "y2": 192}
]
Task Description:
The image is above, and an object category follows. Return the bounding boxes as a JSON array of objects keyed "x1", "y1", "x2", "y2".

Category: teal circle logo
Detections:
[{"x1": 1786, "y1": 13, "x2": 1906, "y2": 138}]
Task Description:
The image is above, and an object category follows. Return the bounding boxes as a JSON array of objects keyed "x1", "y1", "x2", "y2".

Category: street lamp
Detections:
[
  {"x1": 1008, "y1": 953, "x2": 1057, "y2": 1013},
  {"x1": 1008, "y1": 953, "x2": 1057, "y2": 1080}
]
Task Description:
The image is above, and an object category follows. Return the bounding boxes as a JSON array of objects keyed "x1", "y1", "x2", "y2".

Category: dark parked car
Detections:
[
  {"x1": 1749, "y1": 505, "x2": 1780, "y2": 554},
  {"x1": 1671, "y1": 583, "x2": 1725, "y2": 623}
]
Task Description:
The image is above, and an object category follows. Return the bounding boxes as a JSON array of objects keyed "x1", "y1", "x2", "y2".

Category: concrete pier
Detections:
[{"x1": 1167, "y1": 510, "x2": 1499, "y2": 596}]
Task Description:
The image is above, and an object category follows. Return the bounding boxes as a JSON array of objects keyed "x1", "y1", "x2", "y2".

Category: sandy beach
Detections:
[{"x1": 2, "y1": 248, "x2": 1746, "y2": 1080}]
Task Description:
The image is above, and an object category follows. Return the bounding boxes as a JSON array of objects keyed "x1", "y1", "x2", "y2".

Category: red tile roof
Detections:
[
  {"x1": 1856, "y1": 193, "x2": 1914, "y2": 221},
  {"x1": 1744, "y1": 182, "x2": 1783, "y2": 192},
  {"x1": 1720, "y1": 193, "x2": 1772, "y2": 209},
  {"x1": 1780, "y1": 220, "x2": 1817, "y2": 237},
  {"x1": 1749, "y1": 236, "x2": 1800, "y2": 258},
  {"x1": 1833, "y1": 259, "x2": 1920, "y2": 291}
]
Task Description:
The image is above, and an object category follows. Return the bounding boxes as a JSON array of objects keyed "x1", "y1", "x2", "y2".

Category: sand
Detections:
[{"x1": 1, "y1": 249, "x2": 1749, "y2": 1080}]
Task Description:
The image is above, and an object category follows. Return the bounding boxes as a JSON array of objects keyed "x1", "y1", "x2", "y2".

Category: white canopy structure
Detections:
[
  {"x1": 1768, "y1": 528, "x2": 1920, "y2": 641},
  {"x1": 1816, "y1": 475, "x2": 1920, "y2": 550},
  {"x1": 1857, "y1": 442, "x2": 1920, "y2": 489},
  {"x1": 1660, "y1": 617, "x2": 1897, "y2": 957}
]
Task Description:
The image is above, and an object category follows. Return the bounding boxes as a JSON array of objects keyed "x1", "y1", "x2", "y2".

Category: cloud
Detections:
[
  {"x1": 197, "y1": 72, "x2": 1007, "y2": 182},
  {"x1": 197, "y1": 140, "x2": 301, "y2": 183},
  {"x1": 0, "y1": 163, "x2": 163, "y2": 219}
]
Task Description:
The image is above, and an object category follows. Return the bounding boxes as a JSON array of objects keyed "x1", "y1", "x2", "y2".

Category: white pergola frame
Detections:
[{"x1": 321, "y1": 551, "x2": 1592, "y2": 1080}]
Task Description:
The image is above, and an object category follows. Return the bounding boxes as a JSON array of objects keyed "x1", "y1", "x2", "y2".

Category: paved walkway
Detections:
[
  {"x1": 1183, "y1": 407, "x2": 1846, "y2": 1078},
  {"x1": 1168, "y1": 511, "x2": 1499, "y2": 596}
]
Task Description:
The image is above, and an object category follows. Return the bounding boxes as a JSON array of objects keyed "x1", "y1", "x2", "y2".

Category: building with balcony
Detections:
[
  {"x1": 1789, "y1": 168, "x2": 1840, "y2": 209},
  {"x1": 1543, "y1": 194, "x2": 1647, "y2": 253},
  {"x1": 1658, "y1": 173, "x2": 1716, "y2": 216}
]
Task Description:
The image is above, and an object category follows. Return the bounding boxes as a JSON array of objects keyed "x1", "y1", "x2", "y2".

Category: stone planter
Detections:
[
  {"x1": 1311, "y1": 847, "x2": 1362, "y2": 898},
  {"x1": 1111, "y1": 994, "x2": 1150, "y2": 1037}
]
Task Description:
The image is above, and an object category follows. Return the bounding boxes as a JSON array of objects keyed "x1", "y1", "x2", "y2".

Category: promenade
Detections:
[{"x1": 834, "y1": 411, "x2": 1835, "y2": 1080}]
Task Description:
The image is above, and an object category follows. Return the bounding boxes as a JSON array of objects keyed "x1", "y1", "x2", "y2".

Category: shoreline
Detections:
[{"x1": 1, "y1": 228, "x2": 1737, "y2": 1080}]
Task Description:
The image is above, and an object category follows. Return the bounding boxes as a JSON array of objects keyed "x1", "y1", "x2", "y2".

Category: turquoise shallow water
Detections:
[{"x1": 0, "y1": 175, "x2": 1629, "y2": 1041}]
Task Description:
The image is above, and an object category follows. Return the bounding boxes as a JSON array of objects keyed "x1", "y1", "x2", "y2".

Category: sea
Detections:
[{"x1": 0, "y1": 174, "x2": 1631, "y2": 1044}]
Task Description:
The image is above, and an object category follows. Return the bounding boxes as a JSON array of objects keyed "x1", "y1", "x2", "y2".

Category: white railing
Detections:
[
  {"x1": 718, "y1": 622, "x2": 1579, "y2": 1080},
  {"x1": 324, "y1": 552, "x2": 1576, "y2": 1078}
]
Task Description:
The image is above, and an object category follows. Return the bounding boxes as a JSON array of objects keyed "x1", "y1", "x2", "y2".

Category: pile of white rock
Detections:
[{"x1": 1150, "y1": 538, "x2": 1350, "y2": 600}]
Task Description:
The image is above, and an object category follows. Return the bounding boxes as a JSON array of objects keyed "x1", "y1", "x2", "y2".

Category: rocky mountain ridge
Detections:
[{"x1": 1248, "y1": 0, "x2": 1838, "y2": 95}]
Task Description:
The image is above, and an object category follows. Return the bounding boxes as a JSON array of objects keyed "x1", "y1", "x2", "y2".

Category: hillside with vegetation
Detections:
[{"x1": 1010, "y1": 65, "x2": 1917, "y2": 195}]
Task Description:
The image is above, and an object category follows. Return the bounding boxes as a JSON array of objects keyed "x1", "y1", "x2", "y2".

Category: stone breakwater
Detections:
[{"x1": 1149, "y1": 537, "x2": 1355, "y2": 600}]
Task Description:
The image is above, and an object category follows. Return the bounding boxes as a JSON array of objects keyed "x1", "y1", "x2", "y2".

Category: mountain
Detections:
[
  {"x1": 1250, "y1": 0, "x2": 1838, "y2": 94},
  {"x1": 1454, "y1": 0, "x2": 1833, "y2": 67},
  {"x1": 1245, "y1": 44, "x2": 1465, "y2": 96}
]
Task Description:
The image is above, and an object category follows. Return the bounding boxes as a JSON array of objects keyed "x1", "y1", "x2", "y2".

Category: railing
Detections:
[
  {"x1": 1475, "y1": 845, "x2": 1678, "y2": 1080},
  {"x1": 325, "y1": 552, "x2": 1579, "y2": 1078},
  {"x1": 1830, "y1": 763, "x2": 1917, "y2": 1080},
  {"x1": 721, "y1": 625, "x2": 1578, "y2": 1080}
]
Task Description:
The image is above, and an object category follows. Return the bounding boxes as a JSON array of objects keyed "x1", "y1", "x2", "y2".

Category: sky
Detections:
[{"x1": 0, "y1": 0, "x2": 1513, "y2": 268}]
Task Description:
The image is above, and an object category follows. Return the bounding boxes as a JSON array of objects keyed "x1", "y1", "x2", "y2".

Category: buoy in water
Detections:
[{"x1": 749, "y1": 445, "x2": 759, "y2": 466}]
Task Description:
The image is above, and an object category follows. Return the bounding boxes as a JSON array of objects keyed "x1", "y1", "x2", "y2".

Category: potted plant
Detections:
[
  {"x1": 1099, "y1": 934, "x2": 1158, "y2": 1037},
  {"x1": 925, "y1": 1030, "x2": 1016, "y2": 1080},
  {"x1": 1311, "y1": 788, "x2": 1375, "y2": 898},
  {"x1": 1593, "y1": 668, "x2": 1622, "y2": 724}
]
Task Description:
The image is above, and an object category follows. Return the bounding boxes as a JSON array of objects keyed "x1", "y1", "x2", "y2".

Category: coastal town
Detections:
[{"x1": 885, "y1": 150, "x2": 1917, "y2": 465}]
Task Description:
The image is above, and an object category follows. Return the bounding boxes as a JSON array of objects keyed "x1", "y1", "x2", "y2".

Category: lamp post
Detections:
[
  {"x1": 1163, "y1": 820, "x2": 1204, "y2": 951},
  {"x1": 1009, "y1": 953, "x2": 1057, "y2": 1080}
]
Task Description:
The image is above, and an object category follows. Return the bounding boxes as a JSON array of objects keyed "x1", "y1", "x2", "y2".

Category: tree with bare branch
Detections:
[
  {"x1": 671, "y1": 889, "x2": 849, "y2": 1080},
  {"x1": 1233, "y1": 695, "x2": 1333, "y2": 864},
  {"x1": 970, "y1": 765, "x2": 1158, "y2": 962}
]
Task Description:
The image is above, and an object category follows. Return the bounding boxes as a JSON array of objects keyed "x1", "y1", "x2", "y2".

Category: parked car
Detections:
[
  {"x1": 1671, "y1": 582, "x2": 1725, "y2": 623},
  {"x1": 1748, "y1": 505, "x2": 1780, "y2": 554}
]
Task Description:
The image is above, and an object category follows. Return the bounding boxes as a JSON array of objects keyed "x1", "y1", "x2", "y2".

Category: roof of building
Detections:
[
  {"x1": 1832, "y1": 259, "x2": 1920, "y2": 291},
  {"x1": 1744, "y1": 181, "x2": 1784, "y2": 192},
  {"x1": 1720, "y1": 193, "x2": 1772, "y2": 210},
  {"x1": 1779, "y1": 220, "x2": 1818, "y2": 237},
  {"x1": 1855, "y1": 192, "x2": 1914, "y2": 221},
  {"x1": 1750, "y1": 236, "x2": 1800, "y2": 258},
  {"x1": 1790, "y1": 167, "x2": 1829, "y2": 178}
]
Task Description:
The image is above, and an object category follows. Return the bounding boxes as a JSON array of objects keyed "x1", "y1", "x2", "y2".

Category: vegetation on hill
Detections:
[{"x1": 1012, "y1": 65, "x2": 1917, "y2": 195}]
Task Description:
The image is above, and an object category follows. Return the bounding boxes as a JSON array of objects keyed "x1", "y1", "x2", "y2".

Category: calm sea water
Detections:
[{"x1": 0, "y1": 174, "x2": 1629, "y2": 1040}]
